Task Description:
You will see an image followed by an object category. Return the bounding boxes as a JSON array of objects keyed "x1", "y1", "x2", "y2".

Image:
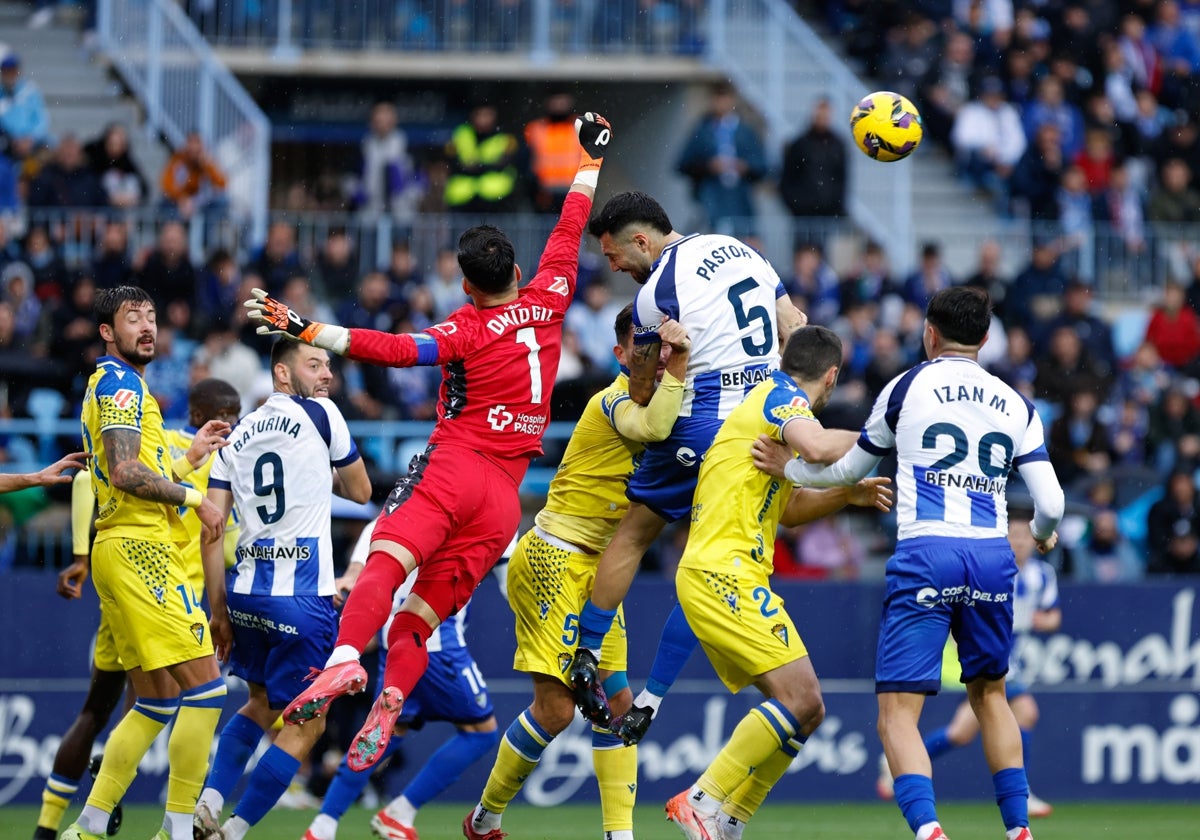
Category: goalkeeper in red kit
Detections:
[{"x1": 245, "y1": 111, "x2": 613, "y2": 771}]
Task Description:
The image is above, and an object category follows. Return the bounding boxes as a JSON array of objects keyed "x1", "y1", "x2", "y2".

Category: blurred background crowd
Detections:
[{"x1": 4, "y1": 0, "x2": 1200, "y2": 584}]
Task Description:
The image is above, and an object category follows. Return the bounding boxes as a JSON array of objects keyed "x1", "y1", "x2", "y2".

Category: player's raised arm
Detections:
[
  {"x1": 566, "y1": 111, "x2": 611, "y2": 202},
  {"x1": 608, "y1": 317, "x2": 690, "y2": 443}
]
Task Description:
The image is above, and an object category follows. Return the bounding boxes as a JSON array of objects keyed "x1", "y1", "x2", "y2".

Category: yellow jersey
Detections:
[
  {"x1": 679, "y1": 371, "x2": 816, "y2": 576},
  {"x1": 81, "y1": 355, "x2": 184, "y2": 543},
  {"x1": 164, "y1": 427, "x2": 240, "y2": 567},
  {"x1": 536, "y1": 370, "x2": 682, "y2": 552}
]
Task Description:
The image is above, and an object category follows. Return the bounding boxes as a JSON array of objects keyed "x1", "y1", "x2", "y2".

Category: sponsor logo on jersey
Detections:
[
  {"x1": 772, "y1": 623, "x2": 789, "y2": 646},
  {"x1": 539, "y1": 600, "x2": 551, "y2": 620},
  {"x1": 770, "y1": 403, "x2": 815, "y2": 423},
  {"x1": 488, "y1": 404, "x2": 514, "y2": 431},
  {"x1": 429, "y1": 321, "x2": 457, "y2": 335},
  {"x1": 111, "y1": 388, "x2": 138, "y2": 409},
  {"x1": 676, "y1": 446, "x2": 699, "y2": 466},
  {"x1": 191, "y1": 622, "x2": 205, "y2": 645},
  {"x1": 916, "y1": 587, "x2": 940, "y2": 608}
]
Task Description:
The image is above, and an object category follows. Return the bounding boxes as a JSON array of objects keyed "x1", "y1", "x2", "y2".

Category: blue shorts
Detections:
[
  {"x1": 227, "y1": 592, "x2": 338, "y2": 709},
  {"x1": 375, "y1": 645, "x2": 494, "y2": 727},
  {"x1": 626, "y1": 415, "x2": 721, "y2": 522},
  {"x1": 876, "y1": 536, "x2": 1016, "y2": 695}
]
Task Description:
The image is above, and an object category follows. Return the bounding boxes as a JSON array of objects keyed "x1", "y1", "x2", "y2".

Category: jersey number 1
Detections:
[{"x1": 516, "y1": 327, "x2": 543, "y2": 404}]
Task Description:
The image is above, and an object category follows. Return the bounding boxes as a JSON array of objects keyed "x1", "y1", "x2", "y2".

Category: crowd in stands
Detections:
[
  {"x1": 819, "y1": 0, "x2": 1200, "y2": 285},
  {"x1": 6, "y1": 1, "x2": 1200, "y2": 581}
]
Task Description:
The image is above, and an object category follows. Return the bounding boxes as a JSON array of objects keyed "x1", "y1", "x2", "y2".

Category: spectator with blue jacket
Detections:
[{"x1": 0, "y1": 53, "x2": 51, "y2": 162}]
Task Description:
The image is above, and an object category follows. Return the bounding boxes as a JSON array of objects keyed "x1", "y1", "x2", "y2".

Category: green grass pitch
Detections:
[{"x1": 4, "y1": 802, "x2": 1199, "y2": 839}]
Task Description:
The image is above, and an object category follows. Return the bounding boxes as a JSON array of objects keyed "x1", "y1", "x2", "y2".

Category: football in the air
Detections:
[{"x1": 849, "y1": 91, "x2": 923, "y2": 162}]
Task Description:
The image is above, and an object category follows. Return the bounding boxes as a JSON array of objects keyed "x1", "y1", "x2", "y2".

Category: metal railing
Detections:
[
  {"x1": 181, "y1": 0, "x2": 708, "y2": 56},
  {"x1": 96, "y1": 0, "x2": 272, "y2": 245},
  {"x1": 706, "y1": 0, "x2": 913, "y2": 271},
  {"x1": 14, "y1": 205, "x2": 1195, "y2": 303}
]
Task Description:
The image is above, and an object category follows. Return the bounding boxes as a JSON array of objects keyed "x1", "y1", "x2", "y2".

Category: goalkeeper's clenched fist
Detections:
[
  {"x1": 244, "y1": 287, "x2": 350, "y2": 354},
  {"x1": 572, "y1": 111, "x2": 613, "y2": 190}
]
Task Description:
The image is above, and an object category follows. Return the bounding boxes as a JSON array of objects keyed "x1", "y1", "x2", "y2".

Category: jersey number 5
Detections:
[{"x1": 727, "y1": 278, "x2": 772, "y2": 357}]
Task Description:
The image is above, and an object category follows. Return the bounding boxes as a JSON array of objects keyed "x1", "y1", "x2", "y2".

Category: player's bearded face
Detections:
[
  {"x1": 600, "y1": 232, "x2": 654, "y2": 284},
  {"x1": 290, "y1": 349, "x2": 333, "y2": 399},
  {"x1": 111, "y1": 302, "x2": 157, "y2": 364}
]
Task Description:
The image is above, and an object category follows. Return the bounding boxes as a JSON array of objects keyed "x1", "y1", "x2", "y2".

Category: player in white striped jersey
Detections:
[
  {"x1": 195, "y1": 340, "x2": 372, "y2": 840},
  {"x1": 754, "y1": 287, "x2": 1064, "y2": 840},
  {"x1": 569, "y1": 190, "x2": 805, "y2": 724}
]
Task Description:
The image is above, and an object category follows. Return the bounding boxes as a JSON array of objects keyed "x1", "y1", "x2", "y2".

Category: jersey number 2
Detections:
[
  {"x1": 727, "y1": 278, "x2": 772, "y2": 357},
  {"x1": 516, "y1": 327, "x2": 543, "y2": 404}
]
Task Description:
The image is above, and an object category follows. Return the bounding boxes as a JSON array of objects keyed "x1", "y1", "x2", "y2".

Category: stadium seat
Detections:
[
  {"x1": 1110, "y1": 307, "x2": 1152, "y2": 361},
  {"x1": 26, "y1": 388, "x2": 66, "y2": 463}
]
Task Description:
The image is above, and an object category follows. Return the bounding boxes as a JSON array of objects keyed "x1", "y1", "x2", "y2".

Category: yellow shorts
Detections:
[
  {"x1": 91, "y1": 537, "x2": 214, "y2": 672},
  {"x1": 509, "y1": 528, "x2": 627, "y2": 683},
  {"x1": 676, "y1": 565, "x2": 808, "y2": 693},
  {"x1": 92, "y1": 610, "x2": 123, "y2": 672}
]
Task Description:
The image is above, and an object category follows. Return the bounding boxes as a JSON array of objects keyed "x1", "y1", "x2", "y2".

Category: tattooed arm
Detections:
[
  {"x1": 627, "y1": 339, "x2": 661, "y2": 406},
  {"x1": 104, "y1": 427, "x2": 188, "y2": 505}
]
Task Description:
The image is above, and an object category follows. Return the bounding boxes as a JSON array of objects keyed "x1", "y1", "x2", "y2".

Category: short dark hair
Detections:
[
  {"x1": 270, "y1": 337, "x2": 304, "y2": 369},
  {"x1": 613, "y1": 302, "x2": 634, "y2": 345},
  {"x1": 781, "y1": 325, "x2": 842, "y2": 380},
  {"x1": 926, "y1": 286, "x2": 991, "y2": 346},
  {"x1": 588, "y1": 191, "x2": 673, "y2": 239},
  {"x1": 189, "y1": 378, "x2": 241, "y2": 420},
  {"x1": 94, "y1": 285, "x2": 153, "y2": 328},
  {"x1": 457, "y1": 224, "x2": 516, "y2": 295}
]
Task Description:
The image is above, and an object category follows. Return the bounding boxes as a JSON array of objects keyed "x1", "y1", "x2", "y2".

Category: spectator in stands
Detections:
[
  {"x1": 384, "y1": 239, "x2": 420, "y2": 293},
  {"x1": 841, "y1": 239, "x2": 899, "y2": 314},
  {"x1": 245, "y1": 220, "x2": 304, "y2": 296},
  {"x1": 1152, "y1": 116, "x2": 1200, "y2": 177},
  {"x1": 160, "y1": 130, "x2": 228, "y2": 221},
  {"x1": 1048, "y1": 387, "x2": 1114, "y2": 487},
  {"x1": 1145, "y1": 278, "x2": 1200, "y2": 370},
  {"x1": 1023, "y1": 75, "x2": 1086, "y2": 160},
  {"x1": 44, "y1": 274, "x2": 100, "y2": 387},
  {"x1": 353, "y1": 101, "x2": 423, "y2": 231},
  {"x1": 312, "y1": 227, "x2": 357, "y2": 302},
  {"x1": 950, "y1": 75, "x2": 1026, "y2": 208},
  {"x1": 1115, "y1": 341, "x2": 1172, "y2": 409},
  {"x1": 1006, "y1": 240, "x2": 1067, "y2": 341},
  {"x1": 1147, "y1": 157, "x2": 1200, "y2": 223},
  {"x1": 190, "y1": 316, "x2": 267, "y2": 411},
  {"x1": 987, "y1": 324, "x2": 1037, "y2": 400},
  {"x1": 23, "y1": 225, "x2": 67, "y2": 304},
  {"x1": 901, "y1": 241, "x2": 953, "y2": 310},
  {"x1": 1, "y1": 261, "x2": 40, "y2": 342},
  {"x1": 964, "y1": 238, "x2": 1009, "y2": 318},
  {"x1": 863, "y1": 326, "x2": 909, "y2": 399},
  {"x1": 335, "y1": 272, "x2": 408, "y2": 421},
  {"x1": 1109, "y1": 397, "x2": 1151, "y2": 468},
  {"x1": 91, "y1": 221, "x2": 133, "y2": 289},
  {"x1": 1055, "y1": 166, "x2": 1095, "y2": 280},
  {"x1": 442, "y1": 103, "x2": 520, "y2": 214},
  {"x1": 1073, "y1": 127, "x2": 1117, "y2": 197},
  {"x1": 1035, "y1": 324, "x2": 1109, "y2": 406},
  {"x1": 0, "y1": 52, "x2": 50, "y2": 162},
  {"x1": 1010, "y1": 122, "x2": 1067, "y2": 220},
  {"x1": 878, "y1": 13, "x2": 940, "y2": 102},
  {"x1": 1041, "y1": 279, "x2": 1116, "y2": 374},
  {"x1": 135, "y1": 219, "x2": 197, "y2": 315},
  {"x1": 424, "y1": 244, "x2": 467, "y2": 321},
  {"x1": 84, "y1": 123, "x2": 146, "y2": 210},
  {"x1": 524, "y1": 91, "x2": 581, "y2": 214},
  {"x1": 143, "y1": 323, "x2": 195, "y2": 422},
  {"x1": 1118, "y1": 13, "x2": 1159, "y2": 99},
  {"x1": 1096, "y1": 161, "x2": 1148, "y2": 270},
  {"x1": 1147, "y1": 381, "x2": 1200, "y2": 473},
  {"x1": 1075, "y1": 508, "x2": 1145, "y2": 582},
  {"x1": 196, "y1": 248, "x2": 242, "y2": 328},
  {"x1": 676, "y1": 80, "x2": 767, "y2": 236},
  {"x1": 1147, "y1": 468, "x2": 1200, "y2": 575},
  {"x1": 1150, "y1": 0, "x2": 1200, "y2": 108},
  {"x1": 783, "y1": 242, "x2": 840, "y2": 326},
  {"x1": 779, "y1": 516, "x2": 866, "y2": 580},
  {"x1": 1101, "y1": 39, "x2": 1140, "y2": 123},
  {"x1": 780, "y1": 98, "x2": 847, "y2": 226},
  {"x1": 953, "y1": 0, "x2": 1014, "y2": 65},
  {"x1": 917, "y1": 29, "x2": 979, "y2": 148},
  {"x1": 26, "y1": 135, "x2": 106, "y2": 208},
  {"x1": 565, "y1": 277, "x2": 623, "y2": 378}
]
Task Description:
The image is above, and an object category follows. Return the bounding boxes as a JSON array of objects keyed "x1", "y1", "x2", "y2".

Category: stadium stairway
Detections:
[{"x1": 0, "y1": 1, "x2": 167, "y2": 196}]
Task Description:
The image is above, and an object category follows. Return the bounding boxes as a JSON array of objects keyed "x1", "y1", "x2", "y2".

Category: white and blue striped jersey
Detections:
[
  {"x1": 1013, "y1": 558, "x2": 1059, "y2": 636},
  {"x1": 861, "y1": 357, "x2": 1050, "y2": 541},
  {"x1": 211, "y1": 393, "x2": 360, "y2": 598},
  {"x1": 632, "y1": 233, "x2": 786, "y2": 421}
]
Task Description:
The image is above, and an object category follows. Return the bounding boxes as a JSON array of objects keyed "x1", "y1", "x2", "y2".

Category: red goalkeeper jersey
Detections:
[{"x1": 346, "y1": 191, "x2": 592, "y2": 465}]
